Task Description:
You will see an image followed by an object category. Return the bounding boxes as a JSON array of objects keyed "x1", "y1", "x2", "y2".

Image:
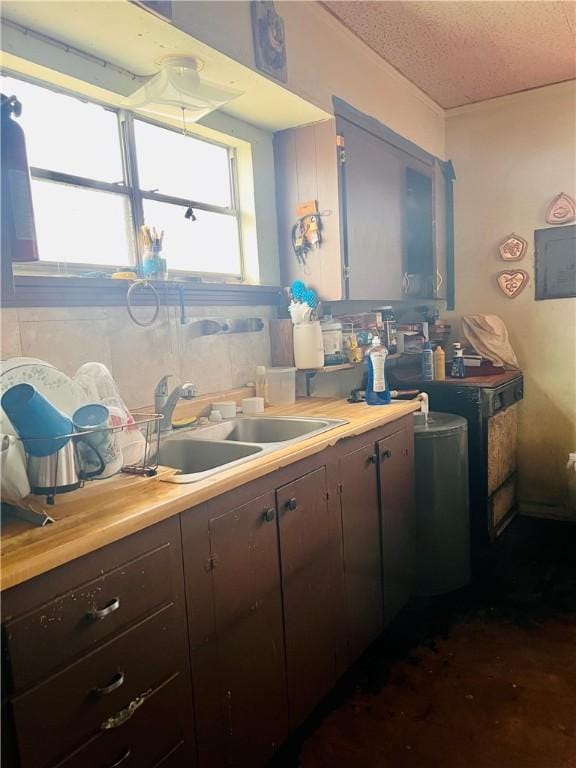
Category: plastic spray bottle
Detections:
[{"x1": 366, "y1": 335, "x2": 391, "y2": 405}]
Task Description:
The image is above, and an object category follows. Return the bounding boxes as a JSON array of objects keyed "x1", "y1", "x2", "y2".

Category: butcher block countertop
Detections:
[{"x1": 0, "y1": 397, "x2": 420, "y2": 591}]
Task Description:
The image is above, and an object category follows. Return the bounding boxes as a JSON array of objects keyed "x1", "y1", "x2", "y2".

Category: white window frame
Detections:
[{"x1": 4, "y1": 73, "x2": 244, "y2": 281}]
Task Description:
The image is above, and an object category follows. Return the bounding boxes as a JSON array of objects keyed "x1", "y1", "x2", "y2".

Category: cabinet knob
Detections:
[
  {"x1": 381, "y1": 449, "x2": 392, "y2": 461},
  {"x1": 286, "y1": 497, "x2": 298, "y2": 511},
  {"x1": 367, "y1": 454, "x2": 378, "y2": 465},
  {"x1": 94, "y1": 670, "x2": 126, "y2": 697},
  {"x1": 87, "y1": 596, "x2": 120, "y2": 622},
  {"x1": 263, "y1": 508, "x2": 276, "y2": 522}
]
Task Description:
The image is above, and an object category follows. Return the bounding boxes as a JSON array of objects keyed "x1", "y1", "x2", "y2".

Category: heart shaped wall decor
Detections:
[
  {"x1": 497, "y1": 269, "x2": 529, "y2": 298},
  {"x1": 546, "y1": 193, "x2": 576, "y2": 225}
]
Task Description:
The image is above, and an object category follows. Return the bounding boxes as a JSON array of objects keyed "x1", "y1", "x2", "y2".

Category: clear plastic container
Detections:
[{"x1": 264, "y1": 367, "x2": 296, "y2": 406}]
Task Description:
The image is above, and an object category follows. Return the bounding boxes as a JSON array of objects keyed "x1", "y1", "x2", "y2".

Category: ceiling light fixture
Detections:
[{"x1": 123, "y1": 56, "x2": 242, "y2": 122}]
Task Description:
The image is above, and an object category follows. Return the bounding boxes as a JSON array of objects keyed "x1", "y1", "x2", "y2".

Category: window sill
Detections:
[{"x1": 2, "y1": 274, "x2": 282, "y2": 308}]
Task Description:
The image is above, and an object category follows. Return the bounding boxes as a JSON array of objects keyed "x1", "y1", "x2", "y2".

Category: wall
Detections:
[
  {"x1": 1, "y1": 305, "x2": 274, "y2": 409},
  {"x1": 172, "y1": 1, "x2": 445, "y2": 158},
  {"x1": 444, "y1": 81, "x2": 576, "y2": 517}
]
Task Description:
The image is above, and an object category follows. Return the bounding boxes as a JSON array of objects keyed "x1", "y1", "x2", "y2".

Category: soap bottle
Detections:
[
  {"x1": 434, "y1": 345, "x2": 446, "y2": 381},
  {"x1": 451, "y1": 343, "x2": 466, "y2": 378},
  {"x1": 421, "y1": 341, "x2": 434, "y2": 381},
  {"x1": 366, "y1": 336, "x2": 391, "y2": 405}
]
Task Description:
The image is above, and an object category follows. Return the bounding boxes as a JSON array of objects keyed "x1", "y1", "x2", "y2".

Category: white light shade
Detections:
[{"x1": 123, "y1": 56, "x2": 242, "y2": 121}]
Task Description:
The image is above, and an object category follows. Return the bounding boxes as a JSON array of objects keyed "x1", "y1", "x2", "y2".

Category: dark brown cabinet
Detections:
[
  {"x1": 3, "y1": 415, "x2": 416, "y2": 768},
  {"x1": 276, "y1": 466, "x2": 344, "y2": 728},
  {"x1": 378, "y1": 423, "x2": 416, "y2": 625},
  {"x1": 181, "y1": 491, "x2": 288, "y2": 768},
  {"x1": 1, "y1": 518, "x2": 196, "y2": 768},
  {"x1": 339, "y1": 440, "x2": 384, "y2": 662},
  {"x1": 274, "y1": 103, "x2": 454, "y2": 304}
]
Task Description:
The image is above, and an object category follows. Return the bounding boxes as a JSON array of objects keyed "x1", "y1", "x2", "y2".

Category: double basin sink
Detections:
[{"x1": 159, "y1": 416, "x2": 347, "y2": 483}]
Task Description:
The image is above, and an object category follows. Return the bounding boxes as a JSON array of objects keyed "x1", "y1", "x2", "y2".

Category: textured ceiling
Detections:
[{"x1": 323, "y1": 1, "x2": 576, "y2": 108}]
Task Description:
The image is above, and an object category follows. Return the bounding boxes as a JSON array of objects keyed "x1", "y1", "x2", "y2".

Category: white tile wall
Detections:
[{"x1": 0, "y1": 305, "x2": 275, "y2": 408}]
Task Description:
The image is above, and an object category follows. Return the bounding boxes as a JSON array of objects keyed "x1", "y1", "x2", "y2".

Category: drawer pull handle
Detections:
[
  {"x1": 101, "y1": 688, "x2": 153, "y2": 730},
  {"x1": 286, "y1": 497, "x2": 298, "y2": 511},
  {"x1": 381, "y1": 449, "x2": 392, "y2": 461},
  {"x1": 88, "y1": 597, "x2": 120, "y2": 622},
  {"x1": 108, "y1": 748, "x2": 131, "y2": 767},
  {"x1": 94, "y1": 671, "x2": 126, "y2": 697},
  {"x1": 368, "y1": 454, "x2": 377, "y2": 465},
  {"x1": 263, "y1": 508, "x2": 276, "y2": 522}
]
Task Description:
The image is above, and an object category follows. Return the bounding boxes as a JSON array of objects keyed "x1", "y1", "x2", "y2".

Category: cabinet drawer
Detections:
[
  {"x1": 13, "y1": 604, "x2": 181, "y2": 768},
  {"x1": 4, "y1": 542, "x2": 175, "y2": 691},
  {"x1": 53, "y1": 674, "x2": 193, "y2": 768}
]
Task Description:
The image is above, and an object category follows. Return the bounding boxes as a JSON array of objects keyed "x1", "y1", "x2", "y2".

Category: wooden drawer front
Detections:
[
  {"x1": 53, "y1": 674, "x2": 193, "y2": 768},
  {"x1": 5, "y1": 543, "x2": 175, "y2": 692},
  {"x1": 13, "y1": 604, "x2": 181, "y2": 768}
]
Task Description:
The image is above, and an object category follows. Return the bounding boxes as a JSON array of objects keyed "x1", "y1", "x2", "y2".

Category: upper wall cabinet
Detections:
[{"x1": 274, "y1": 103, "x2": 454, "y2": 305}]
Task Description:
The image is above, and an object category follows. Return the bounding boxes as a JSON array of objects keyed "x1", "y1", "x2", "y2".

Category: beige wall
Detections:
[
  {"x1": 172, "y1": 1, "x2": 445, "y2": 158},
  {"x1": 1, "y1": 305, "x2": 274, "y2": 409},
  {"x1": 445, "y1": 81, "x2": 576, "y2": 517}
]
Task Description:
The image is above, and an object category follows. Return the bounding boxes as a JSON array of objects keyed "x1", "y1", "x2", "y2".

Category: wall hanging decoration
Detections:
[
  {"x1": 251, "y1": 1, "x2": 287, "y2": 83},
  {"x1": 545, "y1": 192, "x2": 576, "y2": 225},
  {"x1": 535, "y1": 224, "x2": 576, "y2": 300},
  {"x1": 496, "y1": 269, "x2": 529, "y2": 299},
  {"x1": 498, "y1": 233, "x2": 527, "y2": 261}
]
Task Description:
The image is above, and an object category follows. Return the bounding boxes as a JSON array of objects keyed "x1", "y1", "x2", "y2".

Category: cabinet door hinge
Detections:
[
  {"x1": 337, "y1": 482, "x2": 343, "y2": 495},
  {"x1": 205, "y1": 553, "x2": 219, "y2": 571},
  {"x1": 343, "y1": 265, "x2": 351, "y2": 282}
]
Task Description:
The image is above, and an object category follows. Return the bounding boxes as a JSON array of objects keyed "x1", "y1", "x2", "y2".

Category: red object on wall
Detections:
[{"x1": 1, "y1": 94, "x2": 39, "y2": 263}]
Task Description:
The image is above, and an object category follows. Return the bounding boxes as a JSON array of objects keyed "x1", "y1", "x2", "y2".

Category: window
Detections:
[{"x1": 1, "y1": 74, "x2": 243, "y2": 278}]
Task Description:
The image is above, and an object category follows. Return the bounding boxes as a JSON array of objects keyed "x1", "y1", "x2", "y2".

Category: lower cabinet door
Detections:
[
  {"x1": 185, "y1": 492, "x2": 288, "y2": 768},
  {"x1": 378, "y1": 425, "x2": 415, "y2": 625},
  {"x1": 339, "y1": 443, "x2": 383, "y2": 662},
  {"x1": 276, "y1": 466, "x2": 342, "y2": 729}
]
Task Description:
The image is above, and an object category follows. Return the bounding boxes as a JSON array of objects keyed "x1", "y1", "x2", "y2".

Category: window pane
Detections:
[
  {"x1": 135, "y1": 119, "x2": 232, "y2": 207},
  {"x1": 32, "y1": 180, "x2": 133, "y2": 266},
  {"x1": 1, "y1": 75, "x2": 123, "y2": 183},
  {"x1": 143, "y1": 200, "x2": 241, "y2": 275}
]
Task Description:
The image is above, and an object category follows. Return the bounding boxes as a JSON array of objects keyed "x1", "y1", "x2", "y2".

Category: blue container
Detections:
[{"x1": 1, "y1": 383, "x2": 73, "y2": 457}]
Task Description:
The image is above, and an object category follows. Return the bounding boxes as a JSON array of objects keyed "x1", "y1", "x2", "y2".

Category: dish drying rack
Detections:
[{"x1": 5, "y1": 412, "x2": 163, "y2": 517}]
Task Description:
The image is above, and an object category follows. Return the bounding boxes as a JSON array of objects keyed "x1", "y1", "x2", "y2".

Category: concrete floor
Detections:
[{"x1": 272, "y1": 516, "x2": 576, "y2": 768}]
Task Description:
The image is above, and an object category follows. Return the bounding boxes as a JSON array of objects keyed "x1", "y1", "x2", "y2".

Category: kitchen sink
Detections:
[
  {"x1": 181, "y1": 416, "x2": 347, "y2": 445},
  {"x1": 159, "y1": 416, "x2": 347, "y2": 483},
  {"x1": 158, "y1": 439, "x2": 263, "y2": 482}
]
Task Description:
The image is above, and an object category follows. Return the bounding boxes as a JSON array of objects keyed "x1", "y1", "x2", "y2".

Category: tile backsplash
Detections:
[{"x1": 1, "y1": 305, "x2": 275, "y2": 408}]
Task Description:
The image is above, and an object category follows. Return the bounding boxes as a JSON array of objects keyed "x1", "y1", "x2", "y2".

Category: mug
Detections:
[
  {"x1": 73, "y1": 403, "x2": 123, "y2": 479},
  {"x1": 1, "y1": 383, "x2": 73, "y2": 457}
]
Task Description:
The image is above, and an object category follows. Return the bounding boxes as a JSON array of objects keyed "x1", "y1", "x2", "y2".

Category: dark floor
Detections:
[{"x1": 271, "y1": 515, "x2": 576, "y2": 768}]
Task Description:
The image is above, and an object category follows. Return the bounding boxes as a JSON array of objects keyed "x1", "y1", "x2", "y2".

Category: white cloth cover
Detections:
[{"x1": 461, "y1": 314, "x2": 520, "y2": 370}]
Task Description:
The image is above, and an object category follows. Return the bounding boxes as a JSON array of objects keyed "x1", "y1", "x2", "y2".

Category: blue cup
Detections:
[{"x1": 1, "y1": 383, "x2": 74, "y2": 457}]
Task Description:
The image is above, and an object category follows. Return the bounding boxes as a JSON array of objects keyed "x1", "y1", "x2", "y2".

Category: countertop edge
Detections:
[{"x1": 1, "y1": 399, "x2": 420, "y2": 591}]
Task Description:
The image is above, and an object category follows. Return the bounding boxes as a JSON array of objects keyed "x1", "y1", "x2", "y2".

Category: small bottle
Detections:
[
  {"x1": 421, "y1": 341, "x2": 434, "y2": 381},
  {"x1": 434, "y1": 345, "x2": 446, "y2": 381},
  {"x1": 366, "y1": 336, "x2": 391, "y2": 405},
  {"x1": 451, "y1": 343, "x2": 466, "y2": 378}
]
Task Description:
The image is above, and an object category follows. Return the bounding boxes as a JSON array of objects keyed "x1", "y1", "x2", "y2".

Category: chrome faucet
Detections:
[{"x1": 154, "y1": 375, "x2": 198, "y2": 433}]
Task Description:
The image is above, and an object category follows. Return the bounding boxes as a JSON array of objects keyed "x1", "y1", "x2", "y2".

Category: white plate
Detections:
[
  {"x1": 1, "y1": 362, "x2": 87, "y2": 435},
  {"x1": 1, "y1": 357, "x2": 55, "y2": 374}
]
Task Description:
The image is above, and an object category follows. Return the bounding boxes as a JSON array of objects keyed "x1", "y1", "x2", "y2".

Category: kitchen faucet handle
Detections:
[
  {"x1": 181, "y1": 383, "x2": 198, "y2": 400},
  {"x1": 154, "y1": 374, "x2": 173, "y2": 397}
]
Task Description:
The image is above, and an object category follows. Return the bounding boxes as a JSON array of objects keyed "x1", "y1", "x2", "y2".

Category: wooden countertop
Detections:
[{"x1": 0, "y1": 397, "x2": 420, "y2": 592}]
